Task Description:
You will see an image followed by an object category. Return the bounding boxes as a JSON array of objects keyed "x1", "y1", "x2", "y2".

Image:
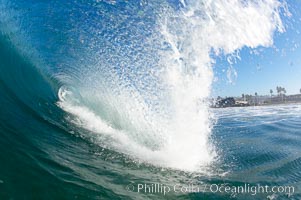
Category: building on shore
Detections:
[{"x1": 212, "y1": 94, "x2": 301, "y2": 108}]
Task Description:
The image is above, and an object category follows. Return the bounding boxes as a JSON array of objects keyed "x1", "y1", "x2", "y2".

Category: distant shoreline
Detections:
[{"x1": 211, "y1": 94, "x2": 301, "y2": 108}]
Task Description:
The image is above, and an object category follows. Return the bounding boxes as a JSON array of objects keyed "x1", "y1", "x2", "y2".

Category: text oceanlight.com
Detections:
[{"x1": 125, "y1": 183, "x2": 295, "y2": 197}]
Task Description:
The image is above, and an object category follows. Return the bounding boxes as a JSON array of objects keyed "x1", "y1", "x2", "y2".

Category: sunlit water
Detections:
[{"x1": 0, "y1": 0, "x2": 300, "y2": 199}]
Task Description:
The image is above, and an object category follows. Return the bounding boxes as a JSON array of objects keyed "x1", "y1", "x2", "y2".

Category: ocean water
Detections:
[{"x1": 0, "y1": 0, "x2": 300, "y2": 199}]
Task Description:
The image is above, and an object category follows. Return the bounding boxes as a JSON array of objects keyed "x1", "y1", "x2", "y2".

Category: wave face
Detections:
[
  {"x1": 57, "y1": 0, "x2": 284, "y2": 170},
  {"x1": 0, "y1": 0, "x2": 285, "y2": 171},
  {"x1": 3, "y1": 1, "x2": 301, "y2": 200}
]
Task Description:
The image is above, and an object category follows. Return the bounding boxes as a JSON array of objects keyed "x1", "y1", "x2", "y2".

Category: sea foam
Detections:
[{"x1": 58, "y1": 0, "x2": 285, "y2": 171}]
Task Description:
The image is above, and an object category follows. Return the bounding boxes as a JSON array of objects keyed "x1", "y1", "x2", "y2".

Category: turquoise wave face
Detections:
[{"x1": 1, "y1": 0, "x2": 300, "y2": 199}]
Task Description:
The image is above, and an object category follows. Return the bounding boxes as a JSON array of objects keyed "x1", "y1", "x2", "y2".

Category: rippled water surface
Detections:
[{"x1": 0, "y1": 0, "x2": 300, "y2": 199}]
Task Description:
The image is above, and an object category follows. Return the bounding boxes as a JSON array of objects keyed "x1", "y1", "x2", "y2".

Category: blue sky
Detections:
[{"x1": 212, "y1": 1, "x2": 301, "y2": 97}]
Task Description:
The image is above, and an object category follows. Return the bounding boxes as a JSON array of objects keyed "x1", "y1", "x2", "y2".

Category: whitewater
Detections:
[
  {"x1": 1, "y1": 0, "x2": 300, "y2": 199},
  {"x1": 56, "y1": 0, "x2": 285, "y2": 171}
]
